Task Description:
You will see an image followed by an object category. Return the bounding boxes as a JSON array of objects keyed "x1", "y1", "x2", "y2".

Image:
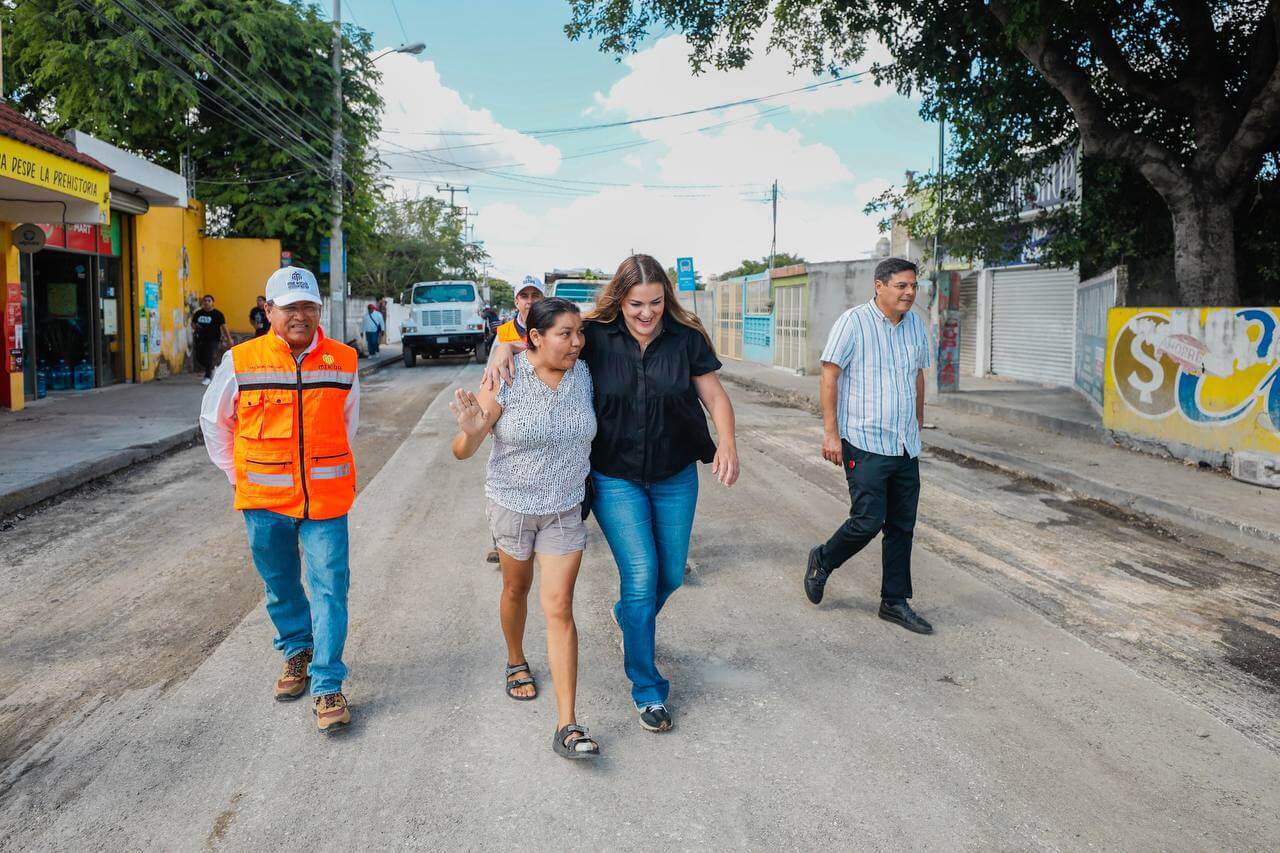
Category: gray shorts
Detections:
[{"x1": 486, "y1": 500, "x2": 587, "y2": 561}]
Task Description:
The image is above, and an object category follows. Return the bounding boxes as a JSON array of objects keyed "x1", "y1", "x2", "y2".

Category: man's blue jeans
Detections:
[
  {"x1": 243, "y1": 509, "x2": 350, "y2": 696},
  {"x1": 591, "y1": 464, "x2": 698, "y2": 708},
  {"x1": 365, "y1": 331, "x2": 380, "y2": 356}
]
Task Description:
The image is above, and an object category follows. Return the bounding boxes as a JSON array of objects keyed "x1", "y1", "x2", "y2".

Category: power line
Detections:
[
  {"x1": 74, "y1": 0, "x2": 331, "y2": 176},
  {"x1": 380, "y1": 70, "x2": 876, "y2": 140},
  {"x1": 117, "y1": 0, "x2": 334, "y2": 164},
  {"x1": 388, "y1": 0, "x2": 409, "y2": 43}
]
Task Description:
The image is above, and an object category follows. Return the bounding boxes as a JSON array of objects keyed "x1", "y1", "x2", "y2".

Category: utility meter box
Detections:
[{"x1": 1231, "y1": 451, "x2": 1280, "y2": 489}]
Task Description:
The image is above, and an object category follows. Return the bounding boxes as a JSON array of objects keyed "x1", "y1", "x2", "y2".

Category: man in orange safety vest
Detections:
[{"x1": 200, "y1": 266, "x2": 359, "y2": 734}]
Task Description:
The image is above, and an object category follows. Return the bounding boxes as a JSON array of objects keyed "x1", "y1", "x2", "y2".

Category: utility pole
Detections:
[
  {"x1": 329, "y1": 0, "x2": 345, "y2": 344},
  {"x1": 931, "y1": 112, "x2": 946, "y2": 281},
  {"x1": 437, "y1": 184, "x2": 469, "y2": 215},
  {"x1": 769, "y1": 179, "x2": 778, "y2": 270}
]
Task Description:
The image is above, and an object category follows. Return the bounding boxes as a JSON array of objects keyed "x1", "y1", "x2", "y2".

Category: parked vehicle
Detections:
[
  {"x1": 547, "y1": 278, "x2": 603, "y2": 314},
  {"x1": 398, "y1": 280, "x2": 488, "y2": 366}
]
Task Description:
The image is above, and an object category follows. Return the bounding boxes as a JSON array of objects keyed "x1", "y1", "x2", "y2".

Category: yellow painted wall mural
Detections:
[{"x1": 1104, "y1": 307, "x2": 1280, "y2": 455}]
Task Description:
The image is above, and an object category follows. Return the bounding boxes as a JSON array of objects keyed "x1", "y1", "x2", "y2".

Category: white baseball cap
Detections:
[
  {"x1": 516, "y1": 273, "x2": 545, "y2": 296},
  {"x1": 265, "y1": 267, "x2": 323, "y2": 307}
]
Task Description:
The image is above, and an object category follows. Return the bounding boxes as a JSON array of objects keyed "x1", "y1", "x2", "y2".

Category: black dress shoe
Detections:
[
  {"x1": 804, "y1": 546, "x2": 831, "y2": 605},
  {"x1": 878, "y1": 600, "x2": 933, "y2": 634}
]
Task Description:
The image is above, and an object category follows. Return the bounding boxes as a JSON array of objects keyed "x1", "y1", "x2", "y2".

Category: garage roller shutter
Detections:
[
  {"x1": 959, "y1": 277, "x2": 977, "y2": 376},
  {"x1": 990, "y1": 267, "x2": 1077, "y2": 386}
]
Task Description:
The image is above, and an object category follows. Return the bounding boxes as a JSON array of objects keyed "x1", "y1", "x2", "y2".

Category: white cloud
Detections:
[
  {"x1": 479, "y1": 186, "x2": 884, "y2": 284},
  {"x1": 374, "y1": 51, "x2": 561, "y2": 190}
]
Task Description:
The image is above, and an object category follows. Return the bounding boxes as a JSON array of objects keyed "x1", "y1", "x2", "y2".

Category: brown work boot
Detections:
[
  {"x1": 274, "y1": 649, "x2": 312, "y2": 701},
  {"x1": 313, "y1": 692, "x2": 352, "y2": 734}
]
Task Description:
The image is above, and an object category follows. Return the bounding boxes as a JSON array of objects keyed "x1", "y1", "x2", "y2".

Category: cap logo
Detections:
[
  {"x1": 523, "y1": 275, "x2": 539, "y2": 286},
  {"x1": 287, "y1": 270, "x2": 310, "y2": 290}
]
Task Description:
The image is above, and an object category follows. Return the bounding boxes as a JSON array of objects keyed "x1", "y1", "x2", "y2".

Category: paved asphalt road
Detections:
[{"x1": 1, "y1": 363, "x2": 1277, "y2": 851}]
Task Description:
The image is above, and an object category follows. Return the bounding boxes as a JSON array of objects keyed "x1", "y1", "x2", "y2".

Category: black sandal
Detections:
[
  {"x1": 504, "y1": 662, "x2": 537, "y2": 701},
  {"x1": 553, "y1": 724, "x2": 600, "y2": 759}
]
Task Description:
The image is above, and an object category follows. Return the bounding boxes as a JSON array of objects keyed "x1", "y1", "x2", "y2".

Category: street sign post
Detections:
[{"x1": 676, "y1": 257, "x2": 696, "y2": 292}]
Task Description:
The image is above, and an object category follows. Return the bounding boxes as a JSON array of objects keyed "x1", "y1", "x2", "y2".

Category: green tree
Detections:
[
  {"x1": 349, "y1": 197, "x2": 488, "y2": 298},
  {"x1": 717, "y1": 253, "x2": 805, "y2": 279},
  {"x1": 5, "y1": 0, "x2": 384, "y2": 272},
  {"x1": 566, "y1": 1, "x2": 1280, "y2": 306},
  {"x1": 487, "y1": 278, "x2": 514, "y2": 309}
]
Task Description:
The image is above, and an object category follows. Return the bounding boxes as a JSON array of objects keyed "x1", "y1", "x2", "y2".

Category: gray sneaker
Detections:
[{"x1": 639, "y1": 703, "x2": 673, "y2": 733}]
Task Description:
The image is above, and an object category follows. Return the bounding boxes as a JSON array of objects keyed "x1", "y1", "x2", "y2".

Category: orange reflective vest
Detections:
[
  {"x1": 231, "y1": 330, "x2": 358, "y2": 520},
  {"x1": 496, "y1": 318, "x2": 527, "y2": 344}
]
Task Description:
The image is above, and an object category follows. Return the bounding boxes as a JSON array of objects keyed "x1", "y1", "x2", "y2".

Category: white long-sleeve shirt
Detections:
[{"x1": 200, "y1": 332, "x2": 360, "y2": 484}]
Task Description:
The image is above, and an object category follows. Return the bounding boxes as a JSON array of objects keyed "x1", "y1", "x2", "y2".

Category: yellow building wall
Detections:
[
  {"x1": 1104, "y1": 307, "x2": 1280, "y2": 455},
  {"x1": 202, "y1": 238, "x2": 282, "y2": 334},
  {"x1": 133, "y1": 202, "x2": 207, "y2": 381},
  {"x1": 1, "y1": 222, "x2": 20, "y2": 410}
]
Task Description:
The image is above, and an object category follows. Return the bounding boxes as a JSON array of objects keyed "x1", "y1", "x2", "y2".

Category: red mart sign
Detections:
[{"x1": 38, "y1": 223, "x2": 113, "y2": 255}]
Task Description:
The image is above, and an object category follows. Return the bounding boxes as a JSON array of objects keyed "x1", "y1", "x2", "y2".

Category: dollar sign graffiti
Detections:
[{"x1": 1127, "y1": 333, "x2": 1165, "y2": 403}]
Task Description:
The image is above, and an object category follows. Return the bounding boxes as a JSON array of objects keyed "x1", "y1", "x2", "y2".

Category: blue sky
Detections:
[{"x1": 337, "y1": 0, "x2": 938, "y2": 281}]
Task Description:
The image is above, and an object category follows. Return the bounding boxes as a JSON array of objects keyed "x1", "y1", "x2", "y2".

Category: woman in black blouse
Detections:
[{"x1": 487, "y1": 254, "x2": 738, "y2": 733}]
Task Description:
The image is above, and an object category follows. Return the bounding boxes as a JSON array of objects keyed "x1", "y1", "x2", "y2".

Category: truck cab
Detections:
[{"x1": 399, "y1": 280, "x2": 487, "y2": 366}]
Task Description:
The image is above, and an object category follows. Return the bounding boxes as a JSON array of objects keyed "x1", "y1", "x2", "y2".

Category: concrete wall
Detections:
[
  {"x1": 805, "y1": 260, "x2": 878, "y2": 372},
  {"x1": 1104, "y1": 306, "x2": 1280, "y2": 465},
  {"x1": 203, "y1": 238, "x2": 283, "y2": 334},
  {"x1": 804, "y1": 259, "x2": 932, "y2": 373}
]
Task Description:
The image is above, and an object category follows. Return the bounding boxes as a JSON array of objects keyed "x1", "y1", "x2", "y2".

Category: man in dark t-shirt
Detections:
[
  {"x1": 191, "y1": 294, "x2": 232, "y2": 383},
  {"x1": 249, "y1": 295, "x2": 269, "y2": 337}
]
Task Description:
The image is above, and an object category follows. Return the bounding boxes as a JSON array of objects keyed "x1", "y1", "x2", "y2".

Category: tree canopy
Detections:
[
  {"x1": 567, "y1": 1, "x2": 1280, "y2": 306},
  {"x1": 717, "y1": 253, "x2": 806, "y2": 279},
  {"x1": 350, "y1": 197, "x2": 488, "y2": 298},
  {"x1": 5, "y1": 0, "x2": 384, "y2": 271}
]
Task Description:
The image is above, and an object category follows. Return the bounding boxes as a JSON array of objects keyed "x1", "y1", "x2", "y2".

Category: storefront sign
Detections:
[
  {"x1": 0, "y1": 137, "x2": 110, "y2": 223},
  {"x1": 37, "y1": 222, "x2": 115, "y2": 255},
  {"x1": 13, "y1": 223, "x2": 46, "y2": 253}
]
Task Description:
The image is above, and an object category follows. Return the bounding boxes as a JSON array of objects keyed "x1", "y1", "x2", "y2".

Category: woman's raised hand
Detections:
[
  {"x1": 482, "y1": 342, "x2": 516, "y2": 390},
  {"x1": 450, "y1": 389, "x2": 488, "y2": 436}
]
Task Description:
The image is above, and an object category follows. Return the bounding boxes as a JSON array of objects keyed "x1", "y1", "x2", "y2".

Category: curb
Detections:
[
  {"x1": 922, "y1": 431, "x2": 1280, "y2": 556},
  {"x1": 0, "y1": 427, "x2": 201, "y2": 519},
  {"x1": 930, "y1": 393, "x2": 1111, "y2": 444},
  {"x1": 719, "y1": 367, "x2": 1280, "y2": 555},
  {"x1": 2, "y1": 354, "x2": 402, "y2": 520}
]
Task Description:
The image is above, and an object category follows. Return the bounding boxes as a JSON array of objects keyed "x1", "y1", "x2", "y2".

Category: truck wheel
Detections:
[
  {"x1": 403, "y1": 347, "x2": 416, "y2": 368},
  {"x1": 474, "y1": 340, "x2": 488, "y2": 364}
]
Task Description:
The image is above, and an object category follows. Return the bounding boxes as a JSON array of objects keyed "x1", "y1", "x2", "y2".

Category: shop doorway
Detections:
[{"x1": 32, "y1": 249, "x2": 94, "y2": 378}]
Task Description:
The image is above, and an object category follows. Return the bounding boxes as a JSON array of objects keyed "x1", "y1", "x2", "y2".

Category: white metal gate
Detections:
[
  {"x1": 773, "y1": 284, "x2": 808, "y2": 371},
  {"x1": 712, "y1": 280, "x2": 743, "y2": 360},
  {"x1": 959, "y1": 276, "x2": 977, "y2": 377},
  {"x1": 990, "y1": 267, "x2": 1077, "y2": 386}
]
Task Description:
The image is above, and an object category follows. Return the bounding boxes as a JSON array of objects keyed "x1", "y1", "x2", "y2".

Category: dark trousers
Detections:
[
  {"x1": 194, "y1": 338, "x2": 218, "y2": 379},
  {"x1": 819, "y1": 440, "x2": 920, "y2": 601}
]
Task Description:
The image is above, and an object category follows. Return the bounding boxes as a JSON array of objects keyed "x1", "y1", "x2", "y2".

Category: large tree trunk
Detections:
[{"x1": 1167, "y1": 193, "x2": 1240, "y2": 306}]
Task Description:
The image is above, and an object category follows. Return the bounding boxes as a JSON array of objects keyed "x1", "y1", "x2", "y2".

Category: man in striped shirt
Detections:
[{"x1": 804, "y1": 257, "x2": 934, "y2": 634}]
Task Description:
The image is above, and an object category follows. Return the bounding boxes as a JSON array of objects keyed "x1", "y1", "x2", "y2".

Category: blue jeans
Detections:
[
  {"x1": 243, "y1": 509, "x2": 350, "y2": 696},
  {"x1": 365, "y1": 331, "x2": 380, "y2": 355},
  {"x1": 591, "y1": 464, "x2": 699, "y2": 708}
]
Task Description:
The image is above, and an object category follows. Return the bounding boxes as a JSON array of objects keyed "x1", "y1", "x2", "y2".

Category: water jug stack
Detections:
[
  {"x1": 50, "y1": 359, "x2": 72, "y2": 391},
  {"x1": 36, "y1": 365, "x2": 48, "y2": 399},
  {"x1": 73, "y1": 360, "x2": 95, "y2": 391}
]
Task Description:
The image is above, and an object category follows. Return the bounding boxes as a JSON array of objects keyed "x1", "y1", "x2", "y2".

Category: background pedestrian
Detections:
[
  {"x1": 803, "y1": 257, "x2": 934, "y2": 634},
  {"x1": 363, "y1": 302, "x2": 385, "y2": 356},
  {"x1": 249, "y1": 295, "x2": 269, "y2": 337},
  {"x1": 190, "y1": 294, "x2": 232, "y2": 385}
]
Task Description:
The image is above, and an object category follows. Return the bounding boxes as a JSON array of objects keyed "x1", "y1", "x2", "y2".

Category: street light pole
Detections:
[{"x1": 329, "y1": 0, "x2": 345, "y2": 344}]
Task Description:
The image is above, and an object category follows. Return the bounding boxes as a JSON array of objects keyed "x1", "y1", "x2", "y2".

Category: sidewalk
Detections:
[
  {"x1": 718, "y1": 358, "x2": 1280, "y2": 552},
  {"x1": 0, "y1": 344, "x2": 401, "y2": 518}
]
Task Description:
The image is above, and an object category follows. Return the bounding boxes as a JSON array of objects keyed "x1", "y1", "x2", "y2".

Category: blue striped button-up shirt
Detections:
[{"x1": 820, "y1": 300, "x2": 931, "y2": 458}]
